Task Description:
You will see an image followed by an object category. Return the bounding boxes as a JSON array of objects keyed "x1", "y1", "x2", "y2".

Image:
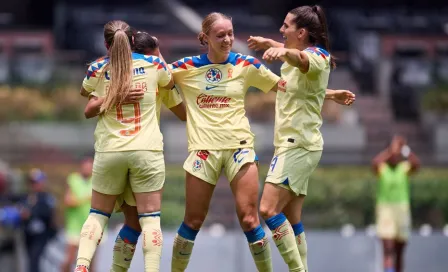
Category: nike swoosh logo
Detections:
[
  {"x1": 179, "y1": 252, "x2": 191, "y2": 256},
  {"x1": 254, "y1": 249, "x2": 266, "y2": 255},
  {"x1": 205, "y1": 86, "x2": 218, "y2": 90}
]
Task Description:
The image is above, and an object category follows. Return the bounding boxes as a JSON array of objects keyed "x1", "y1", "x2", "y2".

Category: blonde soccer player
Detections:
[
  {"x1": 168, "y1": 12, "x2": 354, "y2": 272},
  {"x1": 84, "y1": 31, "x2": 186, "y2": 272},
  {"x1": 247, "y1": 5, "x2": 355, "y2": 272},
  {"x1": 74, "y1": 20, "x2": 174, "y2": 272}
]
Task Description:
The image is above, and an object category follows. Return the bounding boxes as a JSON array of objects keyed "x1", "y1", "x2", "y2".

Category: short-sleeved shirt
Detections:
[
  {"x1": 274, "y1": 47, "x2": 331, "y2": 151},
  {"x1": 170, "y1": 52, "x2": 280, "y2": 151},
  {"x1": 82, "y1": 53, "x2": 172, "y2": 152}
]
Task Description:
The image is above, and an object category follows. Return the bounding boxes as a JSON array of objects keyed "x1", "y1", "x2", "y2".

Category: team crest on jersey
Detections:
[
  {"x1": 192, "y1": 159, "x2": 203, "y2": 172},
  {"x1": 205, "y1": 68, "x2": 222, "y2": 83}
]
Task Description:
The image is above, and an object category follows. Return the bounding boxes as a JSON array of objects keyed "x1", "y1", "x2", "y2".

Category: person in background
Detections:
[
  {"x1": 372, "y1": 135, "x2": 420, "y2": 272},
  {"x1": 61, "y1": 158, "x2": 95, "y2": 272},
  {"x1": 21, "y1": 168, "x2": 57, "y2": 272}
]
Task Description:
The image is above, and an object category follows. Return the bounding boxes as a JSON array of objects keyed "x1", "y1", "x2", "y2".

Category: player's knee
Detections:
[
  {"x1": 184, "y1": 216, "x2": 205, "y2": 230},
  {"x1": 239, "y1": 214, "x2": 259, "y2": 231},
  {"x1": 259, "y1": 204, "x2": 278, "y2": 220}
]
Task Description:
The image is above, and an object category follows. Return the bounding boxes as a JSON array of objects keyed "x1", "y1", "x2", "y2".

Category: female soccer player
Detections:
[
  {"x1": 84, "y1": 31, "x2": 186, "y2": 272},
  {"x1": 74, "y1": 20, "x2": 174, "y2": 272},
  {"x1": 372, "y1": 135, "x2": 420, "y2": 272},
  {"x1": 169, "y1": 12, "x2": 354, "y2": 272},
  {"x1": 247, "y1": 5, "x2": 355, "y2": 272},
  {"x1": 61, "y1": 158, "x2": 94, "y2": 272}
]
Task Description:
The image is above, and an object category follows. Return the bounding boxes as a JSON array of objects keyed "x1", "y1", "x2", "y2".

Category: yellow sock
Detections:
[
  {"x1": 75, "y1": 209, "x2": 110, "y2": 270},
  {"x1": 249, "y1": 237, "x2": 273, "y2": 272},
  {"x1": 296, "y1": 232, "x2": 308, "y2": 272},
  {"x1": 139, "y1": 212, "x2": 163, "y2": 272},
  {"x1": 111, "y1": 225, "x2": 140, "y2": 272},
  {"x1": 265, "y1": 214, "x2": 304, "y2": 272},
  {"x1": 171, "y1": 234, "x2": 195, "y2": 272}
]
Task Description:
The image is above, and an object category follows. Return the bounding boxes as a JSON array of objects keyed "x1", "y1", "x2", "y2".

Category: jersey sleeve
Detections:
[
  {"x1": 157, "y1": 60, "x2": 172, "y2": 88},
  {"x1": 82, "y1": 62, "x2": 104, "y2": 93},
  {"x1": 303, "y1": 47, "x2": 330, "y2": 75},
  {"x1": 161, "y1": 86, "x2": 183, "y2": 109},
  {"x1": 246, "y1": 58, "x2": 280, "y2": 93}
]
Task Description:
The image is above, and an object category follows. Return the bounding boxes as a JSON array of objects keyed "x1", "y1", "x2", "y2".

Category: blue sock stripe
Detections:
[
  {"x1": 123, "y1": 224, "x2": 141, "y2": 236},
  {"x1": 265, "y1": 213, "x2": 287, "y2": 230},
  {"x1": 291, "y1": 222, "x2": 304, "y2": 236},
  {"x1": 118, "y1": 224, "x2": 141, "y2": 244},
  {"x1": 90, "y1": 208, "x2": 111, "y2": 218},
  {"x1": 177, "y1": 222, "x2": 199, "y2": 241},
  {"x1": 244, "y1": 225, "x2": 266, "y2": 243},
  {"x1": 138, "y1": 211, "x2": 161, "y2": 218}
]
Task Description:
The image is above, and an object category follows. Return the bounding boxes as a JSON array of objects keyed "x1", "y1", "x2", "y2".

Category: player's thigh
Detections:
[
  {"x1": 229, "y1": 162, "x2": 260, "y2": 228},
  {"x1": 184, "y1": 171, "x2": 216, "y2": 228},
  {"x1": 91, "y1": 190, "x2": 119, "y2": 214},
  {"x1": 92, "y1": 152, "x2": 128, "y2": 195},
  {"x1": 183, "y1": 150, "x2": 222, "y2": 185}
]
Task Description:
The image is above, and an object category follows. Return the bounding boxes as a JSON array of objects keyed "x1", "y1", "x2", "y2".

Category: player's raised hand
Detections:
[
  {"x1": 123, "y1": 88, "x2": 145, "y2": 104},
  {"x1": 333, "y1": 90, "x2": 356, "y2": 106},
  {"x1": 247, "y1": 36, "x2": 269, "y2": 51}
]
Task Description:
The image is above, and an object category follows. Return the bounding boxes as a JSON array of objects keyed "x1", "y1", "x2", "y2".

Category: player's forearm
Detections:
[
  {"x1": 325, "y1": 89, "x2": 336, "y2": 100},
  {"x1": 84, "y1": 96, "x2": 104, "y2": 119},
  {"x1": 265, "y1": 39, "x2": 284, "y2": 49}
]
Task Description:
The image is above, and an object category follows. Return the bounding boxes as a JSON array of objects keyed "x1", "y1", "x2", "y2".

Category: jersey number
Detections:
[{"x1": 116, "y1": 103, "x2": 141, "y2": 136}]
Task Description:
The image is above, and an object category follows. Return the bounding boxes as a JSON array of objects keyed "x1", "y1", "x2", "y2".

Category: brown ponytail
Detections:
[
  {"x1": 290, "y1": 5, "x2": 336, "y2": 69},
  {"x1": 100, "y1": 21, "x2": 133, "y2": 113},
  {"x1": 312, "y1": 5, "x2": 336, "y2": 69}
]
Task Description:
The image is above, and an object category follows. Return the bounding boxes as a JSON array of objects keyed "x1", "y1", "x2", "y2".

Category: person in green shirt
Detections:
[
  {"x1": 61, "y1": 158, "x2": 94, "y2": 272},
  {"x1": 372, "y1": 135, "x2": 420, "y2": 272}
]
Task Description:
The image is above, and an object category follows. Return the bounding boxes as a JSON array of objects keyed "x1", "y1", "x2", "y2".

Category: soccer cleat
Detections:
[{"x1": 74, "y1": 265, "x2": 89, "y2": 272}]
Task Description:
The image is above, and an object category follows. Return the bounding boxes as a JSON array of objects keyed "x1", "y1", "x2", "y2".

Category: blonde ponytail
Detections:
[{"x1": 100, "y1": 29, "x2": 133, "y2": 112}]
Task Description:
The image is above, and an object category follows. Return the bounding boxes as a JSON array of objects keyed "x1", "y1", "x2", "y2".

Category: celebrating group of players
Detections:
[{"x1": 73, "y1": 4, "x2": 355, "y2": 272}]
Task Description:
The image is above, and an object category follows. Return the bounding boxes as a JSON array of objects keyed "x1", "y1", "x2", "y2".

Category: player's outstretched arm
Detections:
[
  {"x1": 325, "y1": 89, "x2": 356, "y2": 106},
  {"x1": 263, "y1": 48, "x2": 310, "y2": 72},
  {"x1": 247, "y1": 36, "x2": 284, "y2": 51}
]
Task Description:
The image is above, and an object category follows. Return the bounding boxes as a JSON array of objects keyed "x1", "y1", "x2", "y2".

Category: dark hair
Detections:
[
  {"x1": 134, "y1": 31, "x2": 159, "y2": 54},
  {"x1": 198, "y1": 12, "x2": 232, "y2": 46},
  {"x1": 289, "y1": 5, "x2": 336, "y2": 69}
]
